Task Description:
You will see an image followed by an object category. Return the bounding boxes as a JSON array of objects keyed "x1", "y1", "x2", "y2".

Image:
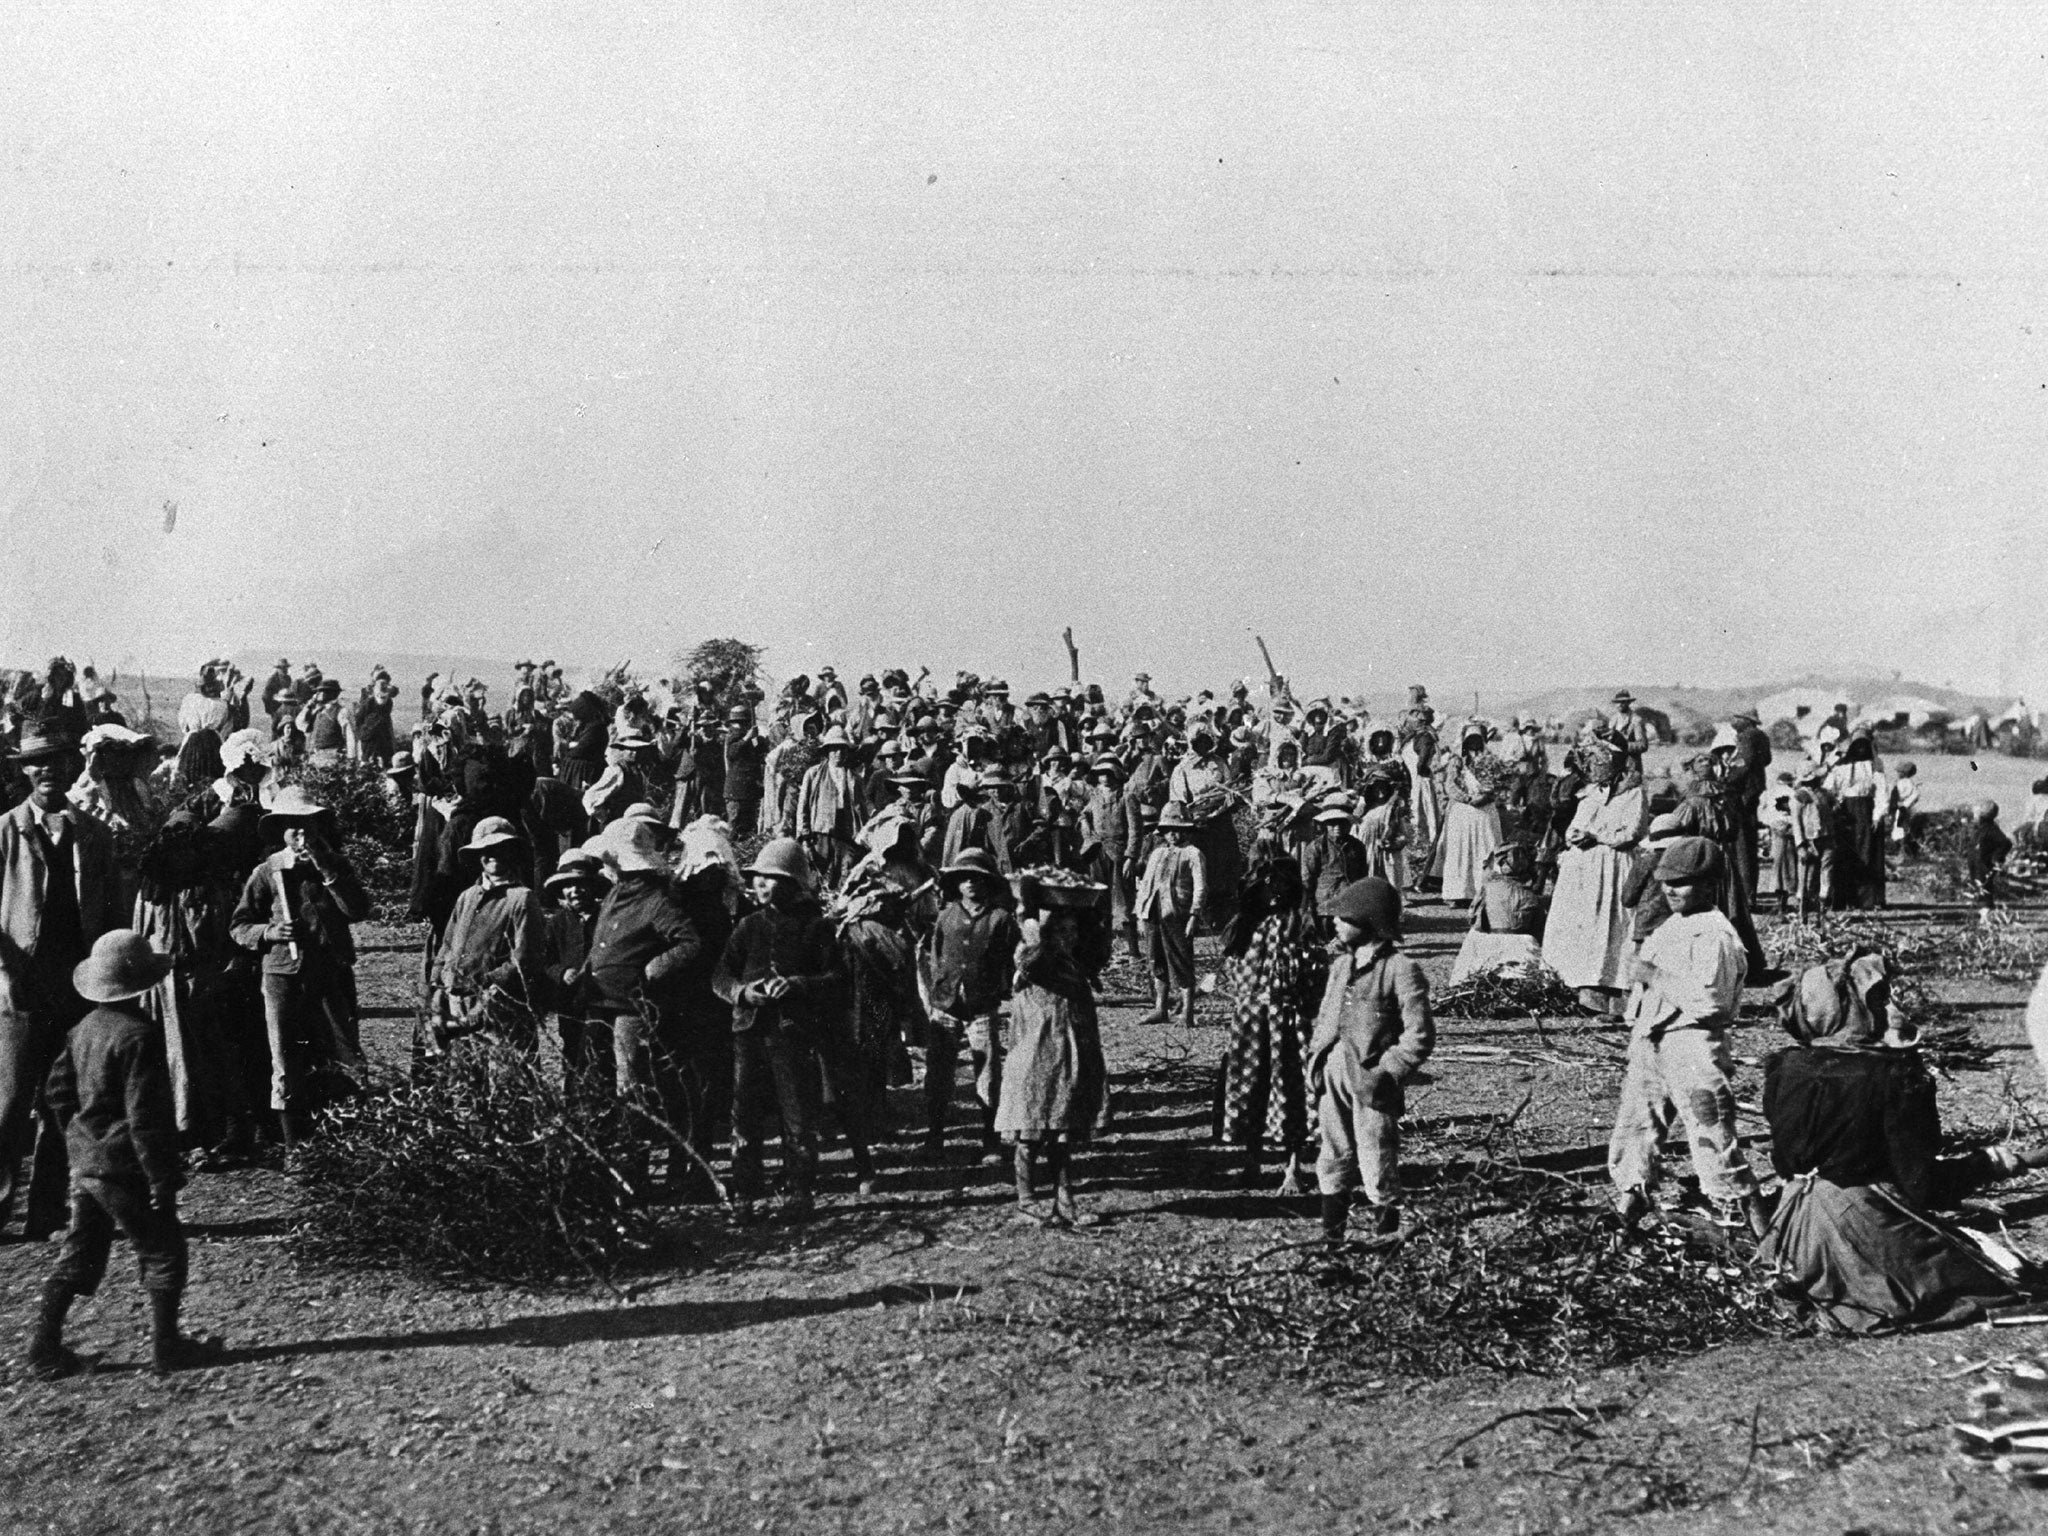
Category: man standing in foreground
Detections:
[{"x1": 0, "y1": 719, "x2": 121, "y2": 1240}]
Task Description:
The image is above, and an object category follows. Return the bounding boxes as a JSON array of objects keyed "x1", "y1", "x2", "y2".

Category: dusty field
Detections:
[{"x1": 6, "y1": 881, "x2": 2048, "y2": 1534}]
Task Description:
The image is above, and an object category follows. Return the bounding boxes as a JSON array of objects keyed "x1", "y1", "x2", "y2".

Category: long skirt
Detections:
[
  {"x1": 1438, "y1": 802, "x2": 1503, "y2": 904},
  {"x1": 1759, "y1": 1174, "x2": 2024, "y2": 1333},
  {"x1": 1216, "y1": 919, "x2": 1320, "y2": 1151},
  {"x1": 1449, "y1": 930, "x2": 1543, "y2": 986},
  {"x1": 1830, "y1": 797, "x2": 1879, "y2": 910},
  {"x1": 1542, "y1": 843, "x2": 1634, "y2": 991}
]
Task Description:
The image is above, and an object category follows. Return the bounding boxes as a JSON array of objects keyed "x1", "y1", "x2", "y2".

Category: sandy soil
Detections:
[{"x1": 5, "y1": 886, "x2": 2048, "y2": 1535}]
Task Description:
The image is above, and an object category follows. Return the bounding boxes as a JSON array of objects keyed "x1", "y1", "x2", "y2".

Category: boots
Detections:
[
  {"x1": 1013, "y1": 1145, "x2": 1051, "y2": 1224},
  {"x1": 149, "y1": 1291, "x2": 217, "y2": 1375},
  {"x1": 1369, "y1": 1201, "x2": 1401, "y2": 1238},
  {"x1": 1319, "y1": 1193, "x2": 1348, "y2": 1251},
  {"x1": 22, "y1": 1280, "x2": 80, "y2": 1381},
  {"x1": 1136, "y1": 980, "x2": 1169, "y2": 1026}
]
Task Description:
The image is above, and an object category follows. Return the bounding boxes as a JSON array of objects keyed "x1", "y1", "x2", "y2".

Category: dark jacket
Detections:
[
  {"x1": 47, "y1": 1001, "x2": 184, "y2": 1193},
  {"x1": 711, "y1": 898, "x2": 844, "y2": 1035},
  {"x1": 230, "y1": 850, "x2": 370, "y2": 976},
  {"x1": 433, "y1": 880, "x2": 543, "y2": 1000},
  {"x1": 585, "y1": 872, "x2": 703, "y2": 1014},
  {"x1": 724, "y1": 732, "x2": 768, "y2": 801},
  {"x1": 926, "y1": 901, "x2": 1021, "y2": 1018},
  {"x1": 1764, "y1": 1046, "x2": 1938, "y2": 1208}
]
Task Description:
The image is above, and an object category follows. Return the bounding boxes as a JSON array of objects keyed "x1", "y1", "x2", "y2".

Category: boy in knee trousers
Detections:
[
  {"x1": 1607, "y1": 836, "x2": 1767, "y2": 1236},
  {"x1": 24, "y1": 931, "x2": 213, "y2": 1378},
  {"x1": 1308, "y1": 877, "x2": 1433, "y2": 1248}
]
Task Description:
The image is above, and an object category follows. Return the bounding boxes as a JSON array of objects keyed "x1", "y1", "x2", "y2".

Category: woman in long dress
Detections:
[
  {"x1": 1216, "y1": 858, "x2": 1324, "y2": 1193},
  {"x1": 1353, "y1": 770, "x2": 1411, "y2": 889},
  {"x1": 1540, "y1": 742, "x2": 1647, "y2": 1018},
  {"x1": 1399, "y1": 712, "x2": 1442, "y2": 895},
  {"x1": 1761, "y1": 952, "x2": 2047, "y2": 1332},
  {"x1": 1438, "y1": 725, "x2": 1505, "y2": 906}
]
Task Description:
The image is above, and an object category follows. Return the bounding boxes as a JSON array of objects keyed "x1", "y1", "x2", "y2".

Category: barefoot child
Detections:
[
  {"x1": 24, "y1": 931, "x2": 213, "y2": 1378},
  {"x1": 922, "y1": 849, "x2": 1022, "y2": 1162}
]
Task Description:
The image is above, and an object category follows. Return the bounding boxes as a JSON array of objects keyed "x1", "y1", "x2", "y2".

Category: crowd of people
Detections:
[{"x1": 0, "y1": 654, "x2": 2039, "y2": 1376}]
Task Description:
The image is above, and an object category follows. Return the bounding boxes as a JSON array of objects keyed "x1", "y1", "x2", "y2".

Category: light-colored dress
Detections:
[
  {"x1": 1438, "y1": 761, "x2": 1504, "y2": 904},
  {"x1": 995, "y1": 928, "x2": 1108, "y2": 1144},
  {"x1": 1541, "y1": 783, "x2": 1649, "y2": 990},
  {"x1": 1356, "y1": 799, "x2": 1409, "y2": 891}
]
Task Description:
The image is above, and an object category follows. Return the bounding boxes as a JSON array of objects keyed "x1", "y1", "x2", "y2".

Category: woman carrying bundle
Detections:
[
  {"x1": 996, "y1": 875, "x2": 1112, "y2": 1227},
  {"x1": 1437, "y1": 723, "x2": 1504, "y2": 907}
]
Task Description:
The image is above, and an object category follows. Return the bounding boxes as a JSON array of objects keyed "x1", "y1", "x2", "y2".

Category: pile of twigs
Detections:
[
  {"x1": 1076, "y1": 1164, "x2": 1797, "y2": 1380},
  {"x1": 1434, "y1": 967, "x2": 1580, "y2": 1020},
  {"x1": 291, "y1": 1041, "x2": 678, "y2": 1287}
]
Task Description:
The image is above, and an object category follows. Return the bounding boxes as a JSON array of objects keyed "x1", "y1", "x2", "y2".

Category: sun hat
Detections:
[
  {"x1": 384, "y1": 750, "x2": 418, "y2": 781},
  {"x1": 940, "y1": 848, "x2": 1003, "y2": 886},
  {"x1": 1156, "y1": 801, "x2": 1195, "y2": 831},
  {"x1": 459, "y1": 816, "x2": 526, "y2": 861},
  {"x1": 544, "y1": 849, "x2": 611, "y2": 893},
  {"x1": 1314, "y1": 800, "x2": 1355, "y2": 824},
  {"x1": 1329, "y1": 877, "x2": 1402, "y2": 941},
  {"x1": 71, "y1": 930, "x2": 174, "y2": 1005},
  {"x1": 258, "y1": 787, "x2": 331, "y2": 839},
  {"x1": 743, "y1": 837, "x2": 815, "y2": 887},
  {"x1": 592, "y1": 816, "x2": 671, "y2": 876},
  {"x1": 818, "y1": 725, "x2": 852, "y2": 750}
]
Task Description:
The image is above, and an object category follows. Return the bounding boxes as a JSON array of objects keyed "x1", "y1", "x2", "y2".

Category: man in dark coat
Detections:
[{"x1": 0, "y1": 721, "x2": 122, "y2": 1240}]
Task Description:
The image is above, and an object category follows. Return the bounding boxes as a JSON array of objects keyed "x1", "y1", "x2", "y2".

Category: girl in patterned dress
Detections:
[{"x1": 1216, "y1": 855, "x2": 1326, "y2": 1192}]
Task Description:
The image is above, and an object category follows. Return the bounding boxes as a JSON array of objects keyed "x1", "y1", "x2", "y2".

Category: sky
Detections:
[{"x1": 6, "y1": 4, "x2": 2047, "y2": 703}]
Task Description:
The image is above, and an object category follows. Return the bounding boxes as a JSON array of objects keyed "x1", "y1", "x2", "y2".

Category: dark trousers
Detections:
[
  {"x1": 260, "y1": 970, "x2": 358, "y2": 1113},
  {"x1": 924, "y1": 1011, "x2": 1002, "y2": 1147},
  {"x1": 52, "y1": 1177, "x2": 187, "y2": 1297},
  {"x1": 731, "y1": 1026, "x2": 816, "y2": 1199},
  {"x1": 725, "y1": 796, "x2": 760, "y2": 838},
  {"x1": 0, "y1": 993, "x2": 83, "y2": 1237}
]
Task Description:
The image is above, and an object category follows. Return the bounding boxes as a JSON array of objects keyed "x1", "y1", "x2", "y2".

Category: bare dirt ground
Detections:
[{"x1": 6, "y1": 885, "x2": 2048, "y2": 1534}]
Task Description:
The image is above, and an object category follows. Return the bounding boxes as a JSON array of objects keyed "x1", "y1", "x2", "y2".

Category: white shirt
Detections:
[{"x1": 1629, "y1": 907, "x2": 1746, "y2": 1035}]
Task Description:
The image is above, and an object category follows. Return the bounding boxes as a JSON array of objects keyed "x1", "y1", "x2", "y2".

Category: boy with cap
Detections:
[
  {"x1": 1607, "y1": 836, "x2": 1766, "y2": 1236},
  {"x1": 923, "y1": 849, "x2": 1022, "y2": 1162},
  {"x1": 1301, "y1": 799, "x2": 1371, "y2": 939},
  {"x1": 1307, "y1": 877, "x2": 1433, "y2": 1251},
  {"x1": 24, "y1": 930, "x2": 215, "y2": 1378}
]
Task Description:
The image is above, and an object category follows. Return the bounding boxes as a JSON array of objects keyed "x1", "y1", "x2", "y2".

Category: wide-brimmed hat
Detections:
[
  {"x1": 726, "y1": 705, "x2": 754, "y2": 725},
  {"x1": 544, "y1": 849, "x2": 611, "y2": 893},
  {"x1": 1314, "y1": 799, "x2": 1355, "y2": 824},
  {"x1": 889, "y1": 768, "x2": 930, "y2": 788},
  {"x1": 1090, "y1": 755, "x2": 1124, "y2": 780},
  {"x1": 460, "y1": 816, "x2": 526, "y2": 861},
  {"x1": 384, "y1": 750, "x2": 417, "y2": 780},
  {"x1": 9, "y1": 720, "x2": 82, "y2": 765},
  {"x1": 743, "y1": 837, "x2": 814, "y2": 887},
  {"x1": 612, "y1": 733, "x2": 653, "y2": 752},
  {"x1": 818, "y1": 725, "x2": 852, "y2": 750},
  {"x1": 940, "y1": 848, "x2": 1003, "y2": 885},
  {"x1": 72, "y1": 930, "x2": 175, "y2": 1005},
  {"x1": 258, "y1": 787, "x2": 331, "y2": 838},
  {"x1": 592, "y1": 816, "x2": 670, "y2": 876},
  {"x1": 1611, "y1": 690, "x2": 1635, "y2": 705},
  {"x1": 218, "y1": 728, "x2": 272, "y2": 776},
  {"x1": 1156, "y1": 801, "x2": 1195, "y2": 831}
]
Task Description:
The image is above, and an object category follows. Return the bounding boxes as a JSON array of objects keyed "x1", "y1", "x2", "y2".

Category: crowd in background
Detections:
[{"x1": 2, "y1": 652, "x2": 2040, "y2": 1376}]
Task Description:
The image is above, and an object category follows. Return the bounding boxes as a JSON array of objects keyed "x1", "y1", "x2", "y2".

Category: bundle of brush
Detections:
[
  {"x1": 290, "y1": 1039, "x2": 675, "y2": 1286},
  {"x1": 1079, "y1": 1163, "x2": 1797, "y2": 1380},
  {"x1": 1434, "y1": 966, "x2": 1579, "y2": 1020}
]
